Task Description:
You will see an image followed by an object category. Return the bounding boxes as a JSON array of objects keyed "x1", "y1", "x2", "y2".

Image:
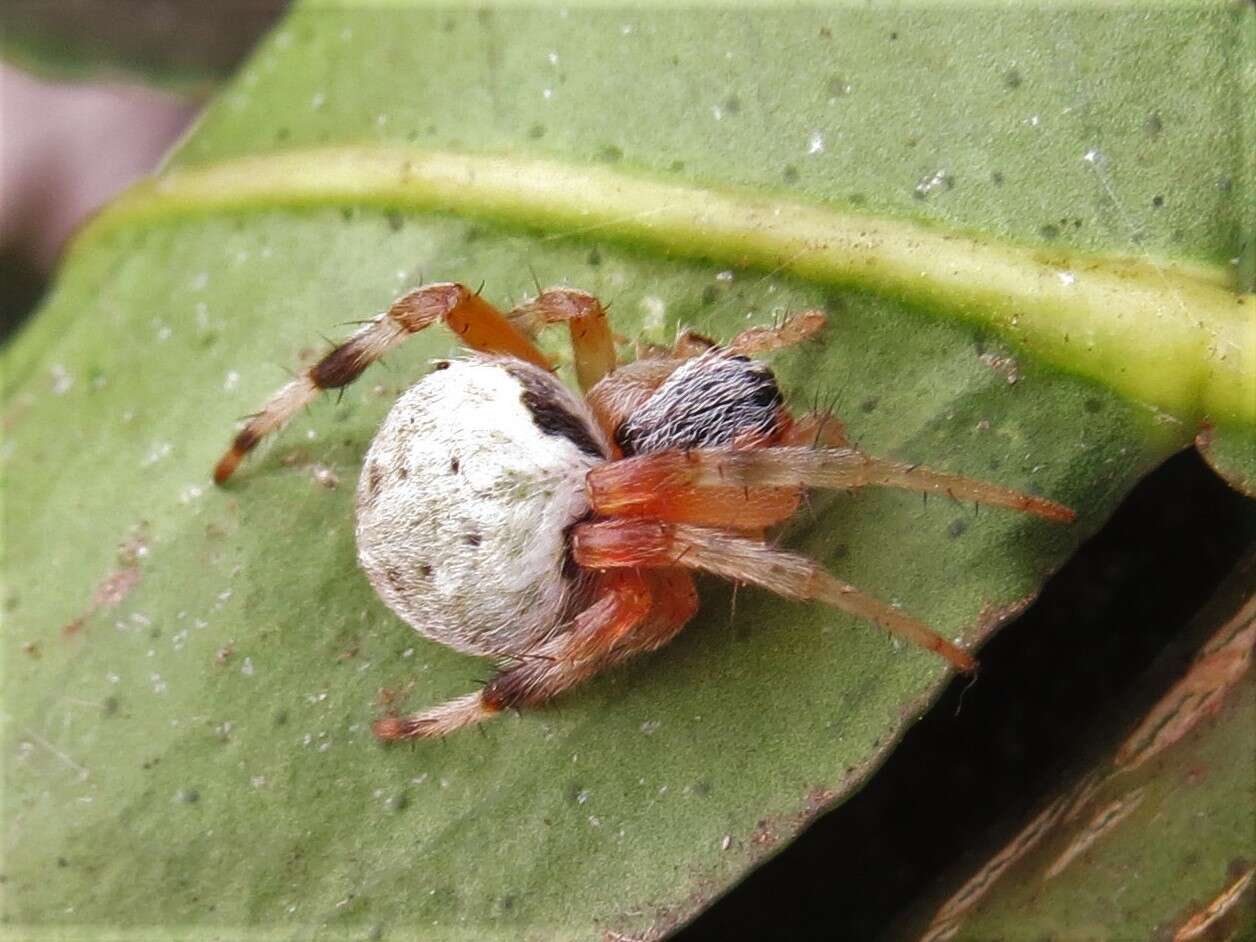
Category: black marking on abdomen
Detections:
[{"x1": 504, "y1": 363, "x2": 606, "y2": 458}]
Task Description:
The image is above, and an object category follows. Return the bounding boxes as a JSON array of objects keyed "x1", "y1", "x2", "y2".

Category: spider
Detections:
[{"x1": 213, "y1": 282, "x2": 1074, "y2": 740}]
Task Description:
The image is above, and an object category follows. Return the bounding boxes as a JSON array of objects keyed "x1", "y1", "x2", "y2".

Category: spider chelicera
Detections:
[{"x1": 213, "y1": 282, "x2": 1074, "y2": 739}]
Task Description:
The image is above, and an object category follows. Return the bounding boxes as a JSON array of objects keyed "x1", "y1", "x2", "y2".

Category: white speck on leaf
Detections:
[{"x1": 50, "y1": 364, "x2": 73, "y2": 396}]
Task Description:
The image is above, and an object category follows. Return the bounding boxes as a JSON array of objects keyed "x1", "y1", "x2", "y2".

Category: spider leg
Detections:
[
  {"x1": 587, "y1": 448, "x2": 802, "y2": 528},
  {"x1": 669, "y1": 308, "x2": 826, "y2": 360},
  {"x1": 724, "y1": 309, "x2": 827, "y2": 356},
  {"x1": 213, "y1": 282, "x2": 551, "y2": 483},
  {"x1": 572, "y1": 518, "x2": 977, "y2": 672},
  {"x1": 373, "y1": 569, "x2": 696, "y2": 740},
  {"x1": 588, "y1": 446, "x2": 1075, "y2": 525},
  {"x1": 506, "y1": 288, "x2": 618, "y2": 392}
]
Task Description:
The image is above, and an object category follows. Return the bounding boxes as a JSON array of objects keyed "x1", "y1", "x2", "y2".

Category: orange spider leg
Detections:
[
  {"x1": 373, "y1": 569, "x2": 655, "y2": 740},
  {"x1": 572, "y1": 518, "x2": 977, "y2": 672},
  {"x1": 725, "y1": 309, "x2": 827, "y2": 356},
  {"x1": 587, "y1": 449, "x2": 802, "y2": 528},
  {"x1": 507, "y1": 288, "x2": 618, "y2": 392},
  {"x1": 668, "y1": 308, "x2": 827, "y2": 360},
  {"x1": 588, "y1": 446, "x2": 1075, "y2": 525},
  {"x1": 213, "y1": 282, "x2": 550, "y2": 484}
]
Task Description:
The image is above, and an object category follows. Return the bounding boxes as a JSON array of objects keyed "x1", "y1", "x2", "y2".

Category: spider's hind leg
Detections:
[
  {"x1": 373, "y1": 569, "x2": 697, "y2": 740},
  {"x1": 213, "y1": 282, "x2": 551, "y2": 483}
]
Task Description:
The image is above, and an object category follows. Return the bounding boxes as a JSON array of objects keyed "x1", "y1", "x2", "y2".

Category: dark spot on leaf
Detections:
[
  {"x1": 831, "y1": 544, "x2": 848, "y2": 559},
  {"x1": 1144, "y1": 111, "x2": 1163, "y2": 136},
  {"x1": 387, "y1": 793, "x2": 410, "y2": 813},
  {"x1": 56, "y1": 857, "x2": 68, "y2": 868},
  {"x1": 1084, "y1": 398, "x2": 1103, "y2": 414},
  {"x1": 526, "y1": 123, "x2": 545, "y2": 139},
  {"x1": 669, "y1": 160, "x2": 685, "y2": 173},
  {"x1": 385, "y1": 211, "x2": 404, "y2": 232},
  {"x1": 693, "y1": 781, "x2": 712, "y2": 797},
  {"x1": 1152, "y1": 195, "x2": 1164, "y2": 208},
  {"x1": 273, "y1": 709, "x2": 289, "y2": 727},
  {"x1": 177, "y1": 788, "x2": 199, "y2": 804},
  {"x1": 826, "y1": 76, "x2": 850, "y2": 97},
  {"x1": 991, "y1": 170, "x2": 1005, "y2": 186},
  {"x1": 1039, "y1": 224, "x2": 1060, "y2": 241},
  {"x1": 1003, "y1": 68, "x2": 1022, "y2": 89},
  {"x1": 860, "y1": 397, "x2": 879, "y2": 413},
  {"x1": 782, "y1": 165, "x2": 799, "y2": 184},
  {"x1": 586, "y1": 246, "x2": 602, "y2": 267},
  {"x1": 102, "y1": 696, "x2": 119, "y2": 716},
  {"x1": 948, "y1": 519, "x2": 969, "y2": 539},
  {"x1": 701, "y1": 285, "x2": 720, "y2": 305},
  {"x1": 596, "y1": 144, "x2": 623, "y2": 163},
  {"x1": 723, "y1": 95, "x2": 741, "y2": 114}
]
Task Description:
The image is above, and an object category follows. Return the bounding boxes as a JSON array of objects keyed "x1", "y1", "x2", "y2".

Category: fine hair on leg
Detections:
[{"x1": 213, "y1": 282, "x2": 551, "y2": 483}]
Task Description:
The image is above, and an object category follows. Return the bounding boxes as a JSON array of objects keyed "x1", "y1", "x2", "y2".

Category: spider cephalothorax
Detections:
[{"x1": 214, "y1": 282, "x2": 1074, "y2": 739}]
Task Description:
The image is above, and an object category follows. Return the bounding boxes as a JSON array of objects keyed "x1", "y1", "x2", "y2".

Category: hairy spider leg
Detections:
[
  {"x1": 587, "y1": 446, "x2": 1077, "y2": 525},
  {"x1": 213, "y1": 282, "x2": 551, "y2": 484},
  {"x1": 670, "y1": 308, "x2": 827, "y2": 359},
  {"x1": 725, "y1": 308, "x2": 827, "y2": 356},
  {"x1": 373, "y1": 569, "x2": 697, "y2": 740},
  {"x1": 572, "y1": 518, "x2": 978, "y2": 672},
  {"x1": 505, "y1": 288, "x2": 618, "y2": 393}
]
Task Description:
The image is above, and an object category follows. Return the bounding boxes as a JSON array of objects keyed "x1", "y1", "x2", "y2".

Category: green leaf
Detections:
[
  {"x1": 3, "y1": 4, "x2": 1251, "y2": 940},
  {"x1": 899, "y1": 553, "x2": 1256, "y2": 942}
]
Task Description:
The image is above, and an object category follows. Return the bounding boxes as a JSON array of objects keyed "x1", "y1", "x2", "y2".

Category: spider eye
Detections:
[{"x1": 750, "y1": 383, "x2": 782, "y2": 408}]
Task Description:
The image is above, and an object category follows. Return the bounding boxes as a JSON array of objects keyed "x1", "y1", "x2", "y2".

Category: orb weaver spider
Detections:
[{"x1": 213, "y1": 282, "x2": 1074, "y2": 739}]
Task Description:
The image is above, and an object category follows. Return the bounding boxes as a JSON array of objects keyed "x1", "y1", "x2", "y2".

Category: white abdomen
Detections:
[{"x1": 355, "y1": 357, "x2": 609, "y2": 657}]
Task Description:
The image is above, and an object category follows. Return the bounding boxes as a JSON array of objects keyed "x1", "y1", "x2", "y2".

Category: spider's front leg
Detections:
[
  {"x1": 506, "y1": 288, "x2": 618, "y2": 393},
  {"x1": 588, "y1": 447, "x2": 1076, "y2": 524},
  {"x1": 572, "y1": 518, "x2": 978, "y2": 672},
  {"x1": 213, "y1": 283, "x2": 551, "y2": 483},
  {"x1": 373, "y1": 569, "x2": 698, "y2": 740}
]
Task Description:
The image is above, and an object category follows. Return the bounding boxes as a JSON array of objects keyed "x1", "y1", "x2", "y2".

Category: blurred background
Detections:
[{"x1": 0, "y1": 1, "x2": 286, "y2": 337}]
